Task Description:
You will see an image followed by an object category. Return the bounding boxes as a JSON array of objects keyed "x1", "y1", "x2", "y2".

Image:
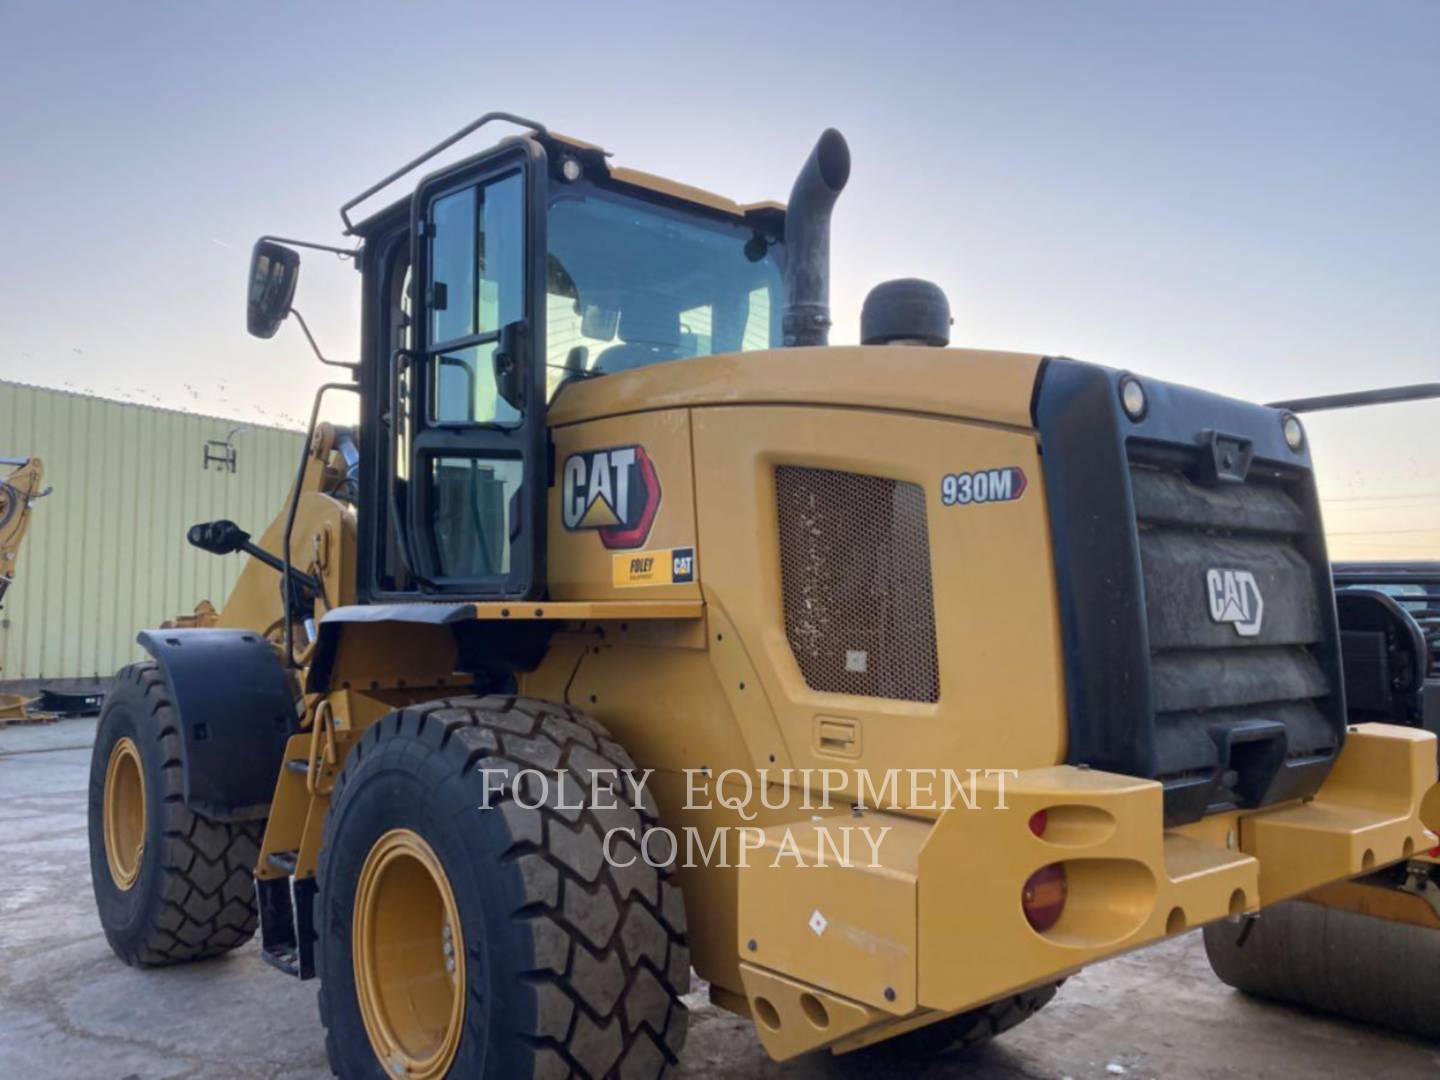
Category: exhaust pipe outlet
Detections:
[{"x1": 782, "y1": 128, "x2": 851, "y2": 347}]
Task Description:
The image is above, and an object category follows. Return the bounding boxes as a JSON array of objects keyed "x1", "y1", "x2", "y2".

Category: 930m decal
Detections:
[{"x1": 940, "y1": 466, "x2": 1027, "y2": 506}]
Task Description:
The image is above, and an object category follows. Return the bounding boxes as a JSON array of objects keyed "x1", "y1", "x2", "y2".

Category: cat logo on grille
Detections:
[
  {"x1": 1206, "y1": 568, "x2": 1264, "y2": 637},
  {"x1": 561, "y1": 444, "x2": 661, "y2": 550}
]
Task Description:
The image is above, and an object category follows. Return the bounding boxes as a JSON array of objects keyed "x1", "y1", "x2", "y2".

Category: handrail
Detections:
[
  {"x1": 281, "y1": 381, "x2": 360, "y2": 668},
  {"x1": 1269, "y1": 383, "x2": 1440, "y2": 414},
  {"x1": 339, "y1": 111, "x2": 547, "y2": 233}
]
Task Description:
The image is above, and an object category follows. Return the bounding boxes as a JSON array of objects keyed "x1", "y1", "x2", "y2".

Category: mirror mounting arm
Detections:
[
  {"x1": 290, "y1": 309, "x2": 359, "y2": 374},
  {"x1": 259, "y1": 235, "x2": 357, "y2": 261}
]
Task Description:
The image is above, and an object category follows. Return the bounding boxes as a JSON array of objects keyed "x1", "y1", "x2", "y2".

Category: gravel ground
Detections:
[{"x1": 3, "y1": 717, "x2": 1438, "y2": 1078}]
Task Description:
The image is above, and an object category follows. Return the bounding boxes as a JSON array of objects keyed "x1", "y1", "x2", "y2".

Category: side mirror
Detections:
[
  {"x1": 187, "y1": 519, "x2": 251, "y2": 555},
  {"x1": 247, "y1": 240, "x2": 301, "y2": 339},
  {"x1": 493, "y1": 320, "x2": 526, "y2": 412}
]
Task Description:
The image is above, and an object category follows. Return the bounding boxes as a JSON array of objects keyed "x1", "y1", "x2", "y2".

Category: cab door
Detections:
[{"x1": 407, "y1": 140, "x2": 548, "y2": 597}]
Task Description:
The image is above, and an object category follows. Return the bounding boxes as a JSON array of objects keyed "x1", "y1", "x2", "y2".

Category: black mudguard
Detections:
[{"x1": 137, "y1": 628, "x2": 297, "y2": 821}]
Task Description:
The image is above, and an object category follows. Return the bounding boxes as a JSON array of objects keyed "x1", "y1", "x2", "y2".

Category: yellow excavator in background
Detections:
[{"x1": 0, "y1": 456, "x2": 48, "y2": 720}]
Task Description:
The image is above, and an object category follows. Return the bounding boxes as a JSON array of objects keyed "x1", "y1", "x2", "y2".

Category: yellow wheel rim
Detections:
[
  {"x1": 103, "y1": 737, "x2": 146, "y2": 890},
  {"x1": 354, "y1": 829, "x2": 466, "y2": 1078}
]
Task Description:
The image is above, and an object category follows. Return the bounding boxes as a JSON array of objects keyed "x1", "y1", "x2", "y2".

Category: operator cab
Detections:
[{"x1": 249, "y1": 116, "x2": 800, "y2": 606}]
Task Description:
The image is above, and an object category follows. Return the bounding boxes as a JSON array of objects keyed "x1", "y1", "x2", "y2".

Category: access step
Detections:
[{"x1": 256, "y1": 875, "x2": 316, "y2": 980}]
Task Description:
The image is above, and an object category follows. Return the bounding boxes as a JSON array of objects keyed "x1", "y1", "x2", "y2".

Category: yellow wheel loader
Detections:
[
  {"x1": 0, "y1": 456, "x2": 47, "y2": 721},
  {"x1": 86, "y1": 112, "x2": 1440, "y2": 1077}
]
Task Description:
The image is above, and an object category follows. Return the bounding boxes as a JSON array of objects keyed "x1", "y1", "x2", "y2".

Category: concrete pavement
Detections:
[{"x1": 3, "y1": 717, "x2": 1438, "y2": 1078}]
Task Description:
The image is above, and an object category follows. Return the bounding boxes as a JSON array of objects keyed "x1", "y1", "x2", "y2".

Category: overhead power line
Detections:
[
  {"x1": 1327, "y1": 528, "x2": 1440, "y2": 538},
  {"x1": 1322, "y1": 491, "x2": 1440, "y2": 505}
]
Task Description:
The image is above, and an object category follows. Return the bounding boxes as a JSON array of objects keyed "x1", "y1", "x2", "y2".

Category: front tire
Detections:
[
  {"x1": 317, "y1": 697, "x2": 690, "y2": 1079},
  {"x1": 87, "y1": 662, "x2": 263, "y2": 965}
]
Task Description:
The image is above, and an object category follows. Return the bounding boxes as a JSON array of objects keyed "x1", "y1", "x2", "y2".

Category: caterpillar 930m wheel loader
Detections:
[
  {"x1": 86, "y1": 112, "x2": 1440, "y2": 1077},
  {"x1": 0, "y1": 456, "x2": 47, "y2": 720}
]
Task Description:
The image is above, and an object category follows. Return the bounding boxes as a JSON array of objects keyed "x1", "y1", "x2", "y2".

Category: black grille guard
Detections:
[{"x1": 1032, "y1": 357, "x2": 1346, "y2": 826}]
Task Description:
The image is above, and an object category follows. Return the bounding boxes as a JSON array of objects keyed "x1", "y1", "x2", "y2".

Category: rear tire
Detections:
[
  {"x1": 317, "y1": 696, "x2": 690, "y2": 1079},
  {"x1": 868, "y1": 983, "x2": 1059, "y2": 1059},
  {"x1": 87, "y1": 662, "x2": 262, "y2": 965},
  {"x1": 1204, "y1": 899, "x2": 1440, "y2": 1040}
]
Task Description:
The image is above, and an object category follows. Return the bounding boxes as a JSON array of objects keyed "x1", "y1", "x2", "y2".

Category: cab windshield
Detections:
[{"x1": 545, "y1": 183, "x2": 784, "y2": 398}]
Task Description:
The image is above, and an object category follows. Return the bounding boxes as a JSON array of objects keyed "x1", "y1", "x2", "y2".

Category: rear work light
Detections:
[{"x1": 1022, "y1": 811, "x2": 1068, "y2": 932}]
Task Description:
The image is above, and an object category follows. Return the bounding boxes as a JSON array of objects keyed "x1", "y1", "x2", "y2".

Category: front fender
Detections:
[{"x1": 137, "y1": 628, "x2": 297, "y2": 821}]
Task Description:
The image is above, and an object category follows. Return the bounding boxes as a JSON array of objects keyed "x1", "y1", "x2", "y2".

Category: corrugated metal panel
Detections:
[{"x1": 0, "y1": 381, "x2": 304, "y2": 680}]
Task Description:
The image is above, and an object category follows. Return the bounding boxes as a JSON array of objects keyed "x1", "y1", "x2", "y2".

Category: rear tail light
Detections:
[{"x1": 1022, "y1": 811, "x2": 1068, "y2": 932}]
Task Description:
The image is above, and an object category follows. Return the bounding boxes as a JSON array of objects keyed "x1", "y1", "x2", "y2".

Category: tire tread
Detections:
[
  {"x1": 94, "y1": 662, "x2": 262, "y2": 967},
  {"x1": 877, "y1": 983, "x2": 1059, "y2": 1059},
  {"x1": 318, "y1": 695, "x2": 690, "y2": 1079}
]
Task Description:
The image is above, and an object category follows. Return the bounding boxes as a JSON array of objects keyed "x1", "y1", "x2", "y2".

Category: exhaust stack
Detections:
[{"x1": 782, "y1": 128, "x2": 851, "y2": 347}]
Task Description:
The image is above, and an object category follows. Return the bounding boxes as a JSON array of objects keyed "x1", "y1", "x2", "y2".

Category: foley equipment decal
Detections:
[{"x1": 613, "y1": 547, "x2": 696, "y2": 588}]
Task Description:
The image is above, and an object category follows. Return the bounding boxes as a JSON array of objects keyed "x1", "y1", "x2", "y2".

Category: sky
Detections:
[{"x1": 1, "y1": 0, "x2": 1437, "y2": 557}]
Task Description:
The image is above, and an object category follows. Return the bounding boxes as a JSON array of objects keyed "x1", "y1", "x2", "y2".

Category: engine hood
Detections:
[{"x1": 544, "y1": 345, "x2": 1045, "y2": 431}]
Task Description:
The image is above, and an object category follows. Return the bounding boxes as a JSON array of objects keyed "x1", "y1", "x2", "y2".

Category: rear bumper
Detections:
[{"x1": 734, "y1": 723, "x2": 1438, "y2": 1060}]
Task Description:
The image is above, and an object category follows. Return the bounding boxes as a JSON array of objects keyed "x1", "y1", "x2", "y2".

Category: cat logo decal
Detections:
[{"x1": 561, "y1": 445, "x2": 661, "y2": 550}]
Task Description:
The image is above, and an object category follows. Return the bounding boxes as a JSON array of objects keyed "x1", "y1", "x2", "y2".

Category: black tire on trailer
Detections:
[
  {"x1": 317, "y1": 696, "x2": 690, "y2": 1080},
  {"x1": 1204, "y1": 899, "x2": 1440, "y2": 1040},
  {"x1": 868, "y1": 983, "x2": 1060, "y2": 1059},
  {"x1": 87, "y1": 661, "x2": 263, "y2": 965}
]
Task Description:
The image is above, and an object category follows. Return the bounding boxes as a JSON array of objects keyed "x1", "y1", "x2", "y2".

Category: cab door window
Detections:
[
  {"x1": 427, "y1": 171, "x2": 525, "y2": 425},
  {"x1": 411, "y1": 156, "x2": 539, "y2": 594}
]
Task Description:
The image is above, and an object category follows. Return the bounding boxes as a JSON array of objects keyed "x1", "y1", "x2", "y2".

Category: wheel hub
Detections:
[
  {"x1": 353, "y1": 828, "x2": 466, "y2": 1078},
  {"x1": 102, "y1": 736, "x2": 146, "y2": 890}
]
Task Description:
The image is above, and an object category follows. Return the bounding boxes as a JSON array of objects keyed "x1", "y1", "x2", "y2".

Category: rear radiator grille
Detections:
[
  {"x1": 1129, "y1": 452, "x2": 1338, "y2": 820},
  {"x1": 776, "y1": 467, "x2": 939, "y2": 702}
]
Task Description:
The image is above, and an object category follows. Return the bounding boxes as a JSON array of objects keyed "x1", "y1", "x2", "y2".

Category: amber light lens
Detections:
[{"x1": 1022, "y1": 810, "x2": 1067, "y2": 932}]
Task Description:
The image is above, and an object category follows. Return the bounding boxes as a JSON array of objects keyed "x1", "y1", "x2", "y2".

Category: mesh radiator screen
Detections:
[{"x1": 775, "y1": 466, "x2": 940, "y2": 702}]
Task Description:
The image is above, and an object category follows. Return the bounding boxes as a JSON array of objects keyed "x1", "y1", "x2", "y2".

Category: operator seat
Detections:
[{"x1": 595, "y1": 305, "x2": 689, "y2": 374}]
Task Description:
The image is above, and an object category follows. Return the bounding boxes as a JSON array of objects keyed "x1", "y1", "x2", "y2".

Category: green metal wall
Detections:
[{"x1": 0, "y1": 381, "x2": 304, "y2": 681}]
